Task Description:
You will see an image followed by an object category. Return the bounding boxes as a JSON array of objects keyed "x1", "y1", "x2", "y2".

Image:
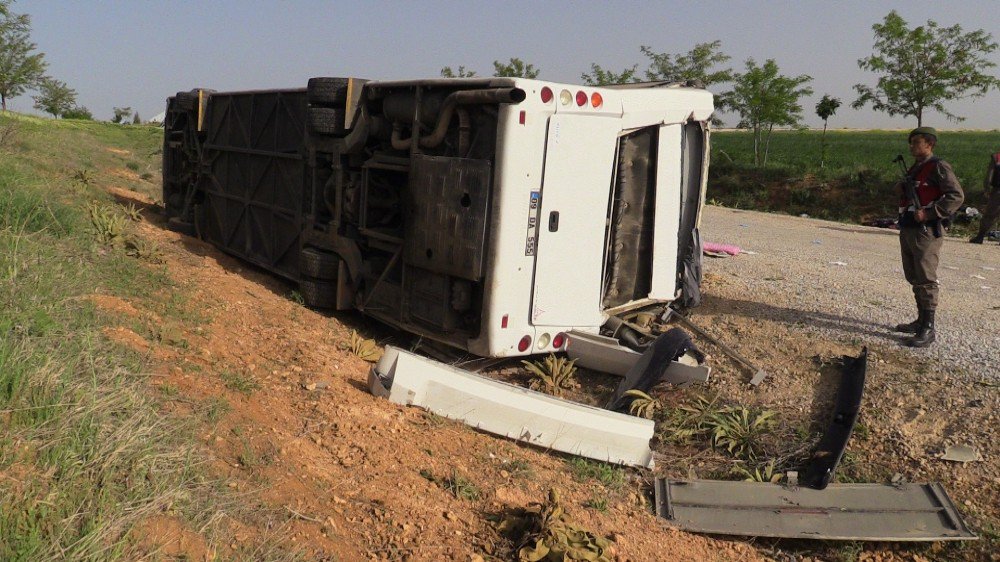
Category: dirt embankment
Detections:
[{"x1": 100, "y1": 186, "x2": 996, "y2": 561}]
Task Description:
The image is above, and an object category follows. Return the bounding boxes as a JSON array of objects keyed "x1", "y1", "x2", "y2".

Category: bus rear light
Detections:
[
  {"x1": 559, "y1": 90, "x2": 572, "y2": 106},
  {"x1": 537, "y1": 333, "x2": 551, "y2": 349},
  {"x1": 501, "y1": 314, "x2": 509, "y2": 328},
  {"x1": 519, "y1": 110, "x2": 526, "y2": 124},
  {"x1": 591, "y1": 92, "x2": 603, "y2": 108},
  {"x1": 576, "y1": 91, "x2": 587, "y2": 107},
  {"x1": 540, "y1": 87, "x2": 553, "y2": 103},
  {"x1": 518, "y1": 335, "x2": 532, "y2": 352},
  {"x1": 552, "y1": 332, "x2": 566, "y2": 349}
]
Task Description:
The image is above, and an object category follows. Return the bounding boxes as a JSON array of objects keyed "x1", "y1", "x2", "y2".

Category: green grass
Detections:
[
  {"x1": 221, "y1": 371, "x2": 260, "y2": 395},
  {"x1": 0, "y1": 111, "x2": 297, "y2": 560},
  {"x1": 566, "y1": 458, "x2": 626, "y2": 490},
  {"x1": 710, "y1": 129, "x2": 1000, "y2": 229}
]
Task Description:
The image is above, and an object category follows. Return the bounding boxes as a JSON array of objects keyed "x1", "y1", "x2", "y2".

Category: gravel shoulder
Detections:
[{"x1": 699, "y1": 205, "x2": 999, "y2": 382}]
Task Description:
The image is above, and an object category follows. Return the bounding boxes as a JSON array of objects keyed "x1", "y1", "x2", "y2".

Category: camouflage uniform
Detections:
[
  {"x1": 893, "y1": 127, "x2": 964, "y2": 347},
  {"x1": 898, "y1": 159, "x2": 964, "y2": 310}
]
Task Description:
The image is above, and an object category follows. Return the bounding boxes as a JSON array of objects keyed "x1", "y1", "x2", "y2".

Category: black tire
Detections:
[
  {"x1": 167, "y1": 217, "x2": 196, "y2": 236},
  {"x1": 299, "y1": 247, "x2": 339, "y2": 279},
  {"x1": 307, "y1": 77, "x2": 349, "y2": 105},
  {"x1": 174, "y1": 91, "x2": 197, "y2": 112},
  {"x1": 300, "y1": 278, "x2": 337, "y2": 309},
  {"x1": 308, "y1": 107, "x2": 346, "y2": 135}
]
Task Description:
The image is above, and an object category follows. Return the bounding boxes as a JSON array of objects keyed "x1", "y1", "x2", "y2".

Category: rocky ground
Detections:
[{"x1": 101, "y1": 187, "x2": 997, "y2": 561}]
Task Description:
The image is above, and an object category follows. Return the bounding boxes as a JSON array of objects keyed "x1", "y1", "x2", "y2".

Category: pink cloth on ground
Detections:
[{"x1": 703, "y1": 241, "x2": 742, "y2": 255}]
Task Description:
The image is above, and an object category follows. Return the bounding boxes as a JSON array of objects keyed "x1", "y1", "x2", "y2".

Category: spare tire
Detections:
[
  {"x1": 307, "y1": 77, "x2": 350, "y2": 105},
  {"x1": 308, "y1": 107, "x2": 346, "y2": 135},
  {"x1": 299, "y1": 247, "x2": 339, "y2": 279}
]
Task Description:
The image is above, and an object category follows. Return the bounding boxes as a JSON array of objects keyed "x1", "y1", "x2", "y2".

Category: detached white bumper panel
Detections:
[{"x1": 369, "y1": 346, "x2": 655, "y2": 468}]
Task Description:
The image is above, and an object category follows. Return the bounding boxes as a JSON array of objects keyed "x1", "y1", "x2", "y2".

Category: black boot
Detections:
[
  {"x1": 969, "y1": 235, "x2": 984, "y2": 244},
  {"x1": 894, "y1": 308, "x2": 924, "y2": 334},
  {"x1": 909, "y1": 310, "x2": 935, "y2": 347}
]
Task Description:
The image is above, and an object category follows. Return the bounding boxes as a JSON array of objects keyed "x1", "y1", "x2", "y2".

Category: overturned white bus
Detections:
[{"x1": 162, "y1": 77, "x2": 713, "y2": 357}]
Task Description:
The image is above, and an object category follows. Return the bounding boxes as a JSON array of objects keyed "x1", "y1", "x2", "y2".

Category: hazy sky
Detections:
[{"x1": 10, "y1": 0, "x2": 1000, "y2": 129}]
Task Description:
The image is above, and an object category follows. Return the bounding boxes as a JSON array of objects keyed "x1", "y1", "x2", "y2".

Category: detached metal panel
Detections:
[
  {"x1": 656, "y1": 479, "x2": 976, "y2": 541},
  {"x1": 369, "y1": 346, "x2": 655, "y2": 467}
]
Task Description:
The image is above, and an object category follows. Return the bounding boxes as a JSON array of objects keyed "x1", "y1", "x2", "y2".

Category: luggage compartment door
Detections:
[{"x1": 531, "y1": 115, "x2": 620, "y2": 327}]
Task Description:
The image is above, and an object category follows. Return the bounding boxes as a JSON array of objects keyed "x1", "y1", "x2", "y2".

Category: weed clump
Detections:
[
  {"x1": 499, "y1": 489, "x2": 613, "y2": 562},
  {"x1": 522, "y1": 354, "x2": 578, "y2": 397}
]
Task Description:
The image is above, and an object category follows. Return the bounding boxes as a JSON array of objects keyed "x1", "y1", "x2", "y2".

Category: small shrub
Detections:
[
  {"x1": 498, "y1": 489, "x2": 612, "y2": 562},
  {"x1": 87, "y1": 202, "x2": 128, "y2": 247},
  {"x1": 288, "y1": 290, "x2": 305, "y2": 305},
  {"x1": 345, "y1": 330, "x2": 379, "y2": 362},
  {"x1": 420, "y1": 468, "x2": 481, "y2": 500},
  {"x1": 72, "y1": 168, "x2": 95, "y2": 188},
  {"x1": 624, "y1": 389, "x2": 662, "y2": 419},
  {"x1": 125, "y1": 162, "x2": 140, "y2": 172},
  {"x1": 566, "y1": 458, "x2": 625, "y2": 490},
  {"x1": 122, "y1": 203, "x2": 142, "y2": 222},
  {"x1": 735, "y1": 459, "x2": 782, "y2": 483},
  {"x1": 584, "y1": 495, "x2": 609, "y2": 512},
  {"x1": 221, "y1": 371, "x2": 259, "y2": 395},
  {"x1": 522, "y1": 354, "x2": 578, "y2": 397},
  {"x1": 125, "y1": 236, "x2": 162, "y2": 263},
  {"x1": 709, "y1": 407, "x2": 776, "y2": 462}
]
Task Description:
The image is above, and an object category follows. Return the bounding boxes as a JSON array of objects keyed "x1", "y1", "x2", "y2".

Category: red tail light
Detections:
[
  {"x1": 552, "y1": 332, "x2": 566, "y2": 349},
  {"x1": 576, "y1": 91, "x2": 587, "y2": 107},
  {"x1": 540, "y1": 87, "x2": 553, "y2": 103},
  {"x1": 518, "y1": 335, "x2": 532, "y2": 352}
]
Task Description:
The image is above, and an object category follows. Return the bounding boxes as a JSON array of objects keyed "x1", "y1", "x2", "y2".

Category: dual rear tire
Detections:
[{"x1": 299, "y1": 247, "x2": 340, "y2": 308}]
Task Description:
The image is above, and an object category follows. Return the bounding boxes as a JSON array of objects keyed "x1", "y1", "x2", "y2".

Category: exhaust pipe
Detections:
[{"x1": 391, "y1": 87, "x2": 526, "y2": 150}]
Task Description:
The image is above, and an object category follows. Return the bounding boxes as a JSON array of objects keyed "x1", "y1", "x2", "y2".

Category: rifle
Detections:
[{"x1": 893, "y1": 154, "x2": 930, "y2": 234}]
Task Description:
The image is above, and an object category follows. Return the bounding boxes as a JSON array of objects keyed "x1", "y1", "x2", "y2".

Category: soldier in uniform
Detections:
[
  {"x1": 969, "y1": 151, "x2": 1000, "y2": 244},
  {"x1": 893, "y1": 127, "x2": 964, "y2": 347}
]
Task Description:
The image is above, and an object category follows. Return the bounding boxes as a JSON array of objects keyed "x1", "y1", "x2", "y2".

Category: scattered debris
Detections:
[
  {"x1": 669, "y1": 310, "x2": 768, "y2": 386},
  {"x1": 801, "y1": 348, "x2": 867, "y2": 490},
  {"x1": 606, "y1": 328, "x2": 708, "y2": 411},
  {"x1": 655, "y1": 479, "x2": 977, "y2": 541},
  {"x1": 940, "y1": 444, "x2": 982, "y2": 463},
  {"x1": 863, "y1": 217, "x2": 898, "y2": 229},
  {"x1": 703, "y1": 241, "x2": 742, "y2": 256},
  {"x1": 828, "y1": 261, "x2": 847, "y2": 266},
  {"x1": 369, "y1": 346, "x2": 655, "y2": 467}
]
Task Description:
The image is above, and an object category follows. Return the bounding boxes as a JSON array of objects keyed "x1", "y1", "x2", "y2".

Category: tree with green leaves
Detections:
[
  {"x1": 640, "y1": 40, "x2": 733, "y2": 88},
  {"x1": 440, "y1": 65, "x2": 476, "y2": 78},
  {"x1": 0, "y1": 0, "x2": 47, "y2": 111},
  {"x1": 32, "y1": 77, "x2": 75, "y2": 117},
  {"x1": 815, "y1": 94, "x2": 841, "y2": 168},
  {"x1": 112, "y1": 106, "x2": 132, "y2": 124},
  {"x1": 853, "y1": 10, "x2": 1000, "y2": 126},
  {"x1": 581, "y1": 63, "x2": 639, "y2": 86},
  {"x1": 132, "y1": 112, "x2": 140, "y2": 124},
  {"x1": 62, "y1": 105, "x2": 92, "y2": 120},
  {"x1": 492, "y1": 58, "x2": 539, "y2": 78},
  {"x1": 719, "y1": 59, "x2": 813, "y2": 166}
]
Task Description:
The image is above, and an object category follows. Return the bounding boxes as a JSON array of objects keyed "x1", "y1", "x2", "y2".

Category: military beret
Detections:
[{"x1": 909, "y1": 126, "x2": 937, "y2": 140}]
